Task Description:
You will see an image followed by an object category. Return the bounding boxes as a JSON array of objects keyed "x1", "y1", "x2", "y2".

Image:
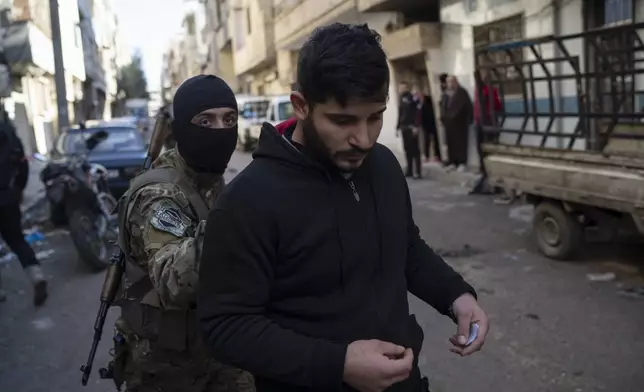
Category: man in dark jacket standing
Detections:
[
  {"x1": 441, "y1": 76, "x2": 473, "y2": 170},
  {"x1": 413, "y1": 87, "x2": 441, "y2": 163},
  {"x1": 396, "y1": 81, "x2": 422, "y2": 179},
  {"x1": 198, "y1": 23, "x2": 489, "y2": 392},
  {"x1": 0, "y1": 116, "x2": 47, "y2": 306}
]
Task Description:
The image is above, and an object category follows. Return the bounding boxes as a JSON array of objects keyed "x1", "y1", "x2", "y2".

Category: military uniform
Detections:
[{"x1": 113, "y1": 149, "x2": 254, "y2": 392}]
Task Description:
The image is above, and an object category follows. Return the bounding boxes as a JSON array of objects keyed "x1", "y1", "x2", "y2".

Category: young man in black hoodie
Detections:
[{"x1": 198, "y1": 23, "x2": 489, "y2": 392}]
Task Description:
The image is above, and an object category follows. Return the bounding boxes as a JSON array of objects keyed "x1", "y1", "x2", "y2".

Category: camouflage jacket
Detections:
[{"x1": 124, "y1": 149, "x2": 224, "y2": 308}]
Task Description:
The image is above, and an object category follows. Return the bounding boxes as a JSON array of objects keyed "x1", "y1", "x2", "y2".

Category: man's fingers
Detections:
[
  {"x1": 383, "y1": 348, "x2": 414, "y2": 379},
  {"x1": 375, "y1": 340, "x2": 406, "y2": 357},
  {"x1": 460, "y1": 313, "x2": 489, "y2": 355},
  {"x1": 461, "y1": 340, "x2": 484, "y2": 356},
  {"x1": 456, "y1": 315, "x2": 471, "y2": 346}
]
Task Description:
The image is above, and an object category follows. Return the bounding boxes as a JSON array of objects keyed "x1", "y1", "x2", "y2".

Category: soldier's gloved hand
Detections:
[{"x1": 195, "y1": 220, "x2": 207, "y2": 268}]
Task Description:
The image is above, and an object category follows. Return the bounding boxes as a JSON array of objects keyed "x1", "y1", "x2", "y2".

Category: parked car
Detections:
[
  {"x1": 237, "y1": 96, "x2": 270, "y2": 151},
  {"x1": 53, "y1": 125, "x2": 147, "y2": 197},
  {"x1": 247, "y1": 95, "x2": 293, "y2": 147}
]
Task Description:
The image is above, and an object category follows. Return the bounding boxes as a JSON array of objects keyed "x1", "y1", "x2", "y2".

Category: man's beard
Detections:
[{"x1": 301, "y1": 117, "x2": 371, "y2": 173}]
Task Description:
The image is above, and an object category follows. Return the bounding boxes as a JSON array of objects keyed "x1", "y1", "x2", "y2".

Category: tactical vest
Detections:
[{"x1": 116, "y1": 167, "x2": 209, "y2": 352}]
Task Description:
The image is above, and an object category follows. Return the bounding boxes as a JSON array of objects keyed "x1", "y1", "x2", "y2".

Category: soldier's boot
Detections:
[
  {"x1": 0, "y1": 269, "x2": 7, "y2": 303},
  {"x1": 25, "y1": 265, "x2": 48, "y2": 306}
]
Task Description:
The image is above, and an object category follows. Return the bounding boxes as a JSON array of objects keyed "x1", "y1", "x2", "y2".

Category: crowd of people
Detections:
[{"x1": 396, "y1": 69, "x2": 502, "y2": 194}]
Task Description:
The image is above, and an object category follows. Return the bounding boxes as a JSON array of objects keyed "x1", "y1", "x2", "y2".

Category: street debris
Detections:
[
  {"x1": 586, "y1": 272, "x2": 616, "y2": 282},
  {"x1": 30, "y1": 317, "x2": 55, "y2": 331},
  {"x1": 35, "y1": 250, "x2": 56, "y2": 260},
  {"x1": 525, "y1": 313, "x2": 541, "y2": 320},
  {"x1": 434, "y1": 244, "x2": 483, "y2": 258},
  {"x1": 509, "y1": 204, "x2": 533, "y2": 224},
  {"x1": 618, "y1": 286, "x2": 644, "y2": 299}
]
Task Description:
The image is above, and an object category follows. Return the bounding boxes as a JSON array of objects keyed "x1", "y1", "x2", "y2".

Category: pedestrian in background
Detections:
[
  {"x1": 198, "y1": 23, "x2": 488, "y2": 392},
  {"x1": 108, "y1": 75, "x2": 254, "y2": 392},
  {"x1": 471, "y1": 71, "x2": 503, "y2": 195},
  {"x1": 397, "y1": 81, "x2": 422, "y2": 179},
  {"x1": 413, "y1": 86, "x2": 441, "y2": 163},
  {"x1": 0, "y1": 114, "x2": 48, "y2": 306},
  {"x1": 441, "y1": 76, "x2": 473, "y2": 172}
]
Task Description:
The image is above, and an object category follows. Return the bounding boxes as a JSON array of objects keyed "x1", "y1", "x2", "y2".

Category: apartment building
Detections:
[
  {"x1": 1, "y1": 0, "x2": 85, "y2": 155},
  {"x1": 87, "y1": 0, "x2": 120, "y2": 120},
  {"x1": 437, "y1": 0, "x2": 640, "y2": 164},
  {"x1": 202, "y1": 0, "x2": 238, "y2": 91},
  {"x1": 228, "y1": 0, "x2": 282, "y2": 95}
]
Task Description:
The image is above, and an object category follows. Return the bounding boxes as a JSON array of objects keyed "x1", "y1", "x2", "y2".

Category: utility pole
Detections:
[{"x1": 49, "y1": 0, "x2": 70, "y2": 132}]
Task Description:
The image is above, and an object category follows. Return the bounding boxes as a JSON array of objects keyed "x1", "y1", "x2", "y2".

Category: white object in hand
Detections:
[{"x1": 466, "y1": 323, "x2": 479, "y2": 346}]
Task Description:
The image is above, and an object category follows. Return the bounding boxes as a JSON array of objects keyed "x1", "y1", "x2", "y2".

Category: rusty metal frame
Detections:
[{"x1": 474, "y1": 21, "x2": 644, "y2": 152}]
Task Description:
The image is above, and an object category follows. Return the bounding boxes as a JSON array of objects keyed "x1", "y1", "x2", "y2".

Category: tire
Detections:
[
  {"x1": 533, "y1": 201, "x2": 583, "y2": 260},
  {"x1": 67, "y1": 208, "x2": 110, "y2": 271}
]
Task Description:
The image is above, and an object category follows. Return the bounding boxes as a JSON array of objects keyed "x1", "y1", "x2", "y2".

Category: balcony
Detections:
[
  {"x1": 216, "y1": 21, "x2": 231, "y2": 50},
  {"x1": 357, "y1": 0, "x2": 431, "y2": 13},
  {"x1": 381, "y1": 23, "x2": 440, "y2": 61},
  {"x1": 273, "y1": 0, "x2": 358, "y2": 50},
  {"x1": 232, "y1": 2, "x2": 275, "y2": 76}
]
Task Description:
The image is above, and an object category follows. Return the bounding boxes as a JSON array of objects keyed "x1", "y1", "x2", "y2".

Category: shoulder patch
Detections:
[{"x1": 150, "y1": 201, "x2": 192, "y2": 237}]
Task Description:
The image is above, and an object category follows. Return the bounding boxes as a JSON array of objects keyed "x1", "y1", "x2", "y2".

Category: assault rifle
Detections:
[{"x1": 80, "y1": 108, "x2": 171, "y2": 387}]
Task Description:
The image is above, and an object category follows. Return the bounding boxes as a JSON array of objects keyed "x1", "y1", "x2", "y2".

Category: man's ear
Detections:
[{"x1": 290, "y1": 92, "x2": 309, "y2": 120}]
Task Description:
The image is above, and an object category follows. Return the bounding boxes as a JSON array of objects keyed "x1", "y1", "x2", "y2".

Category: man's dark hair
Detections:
[
  {"x1": 297, "y1": 23, "x2": 389, "y2": 107},
  {"x1": 439, "y1": 73, "x2": 448, "y2": 84}
]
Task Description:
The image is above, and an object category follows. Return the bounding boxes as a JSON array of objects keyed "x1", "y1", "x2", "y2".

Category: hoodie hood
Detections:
[
  {"x1": 275, "y1": 117, "x2": 297, "y2": 135},
  {"x1": 252, "y1": 121, "x2": 329, "y2": 176}
]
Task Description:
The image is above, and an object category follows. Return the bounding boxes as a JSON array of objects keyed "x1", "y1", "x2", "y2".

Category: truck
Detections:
[
  {"x1": 239, "y1": 95, "x2": 292, "y2": 151},
  {"x1": 475, "y1": 21, "x2": 644, "y2": 260}
]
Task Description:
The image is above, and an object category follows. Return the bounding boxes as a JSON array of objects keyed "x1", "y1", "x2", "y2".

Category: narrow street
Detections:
[{"x1": 0, "y1": 153, "x2": 643, "y2": 392}]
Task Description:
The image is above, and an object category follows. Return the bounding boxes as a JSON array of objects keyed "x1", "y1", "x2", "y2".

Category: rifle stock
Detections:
[{"x1": 80, "y1": 108, "x2": 171, "y2": 387}]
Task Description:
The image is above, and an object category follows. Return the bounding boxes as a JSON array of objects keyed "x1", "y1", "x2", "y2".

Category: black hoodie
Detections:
[{"x1": 198, "y1": 122, "x2": 476, "y2": 391}]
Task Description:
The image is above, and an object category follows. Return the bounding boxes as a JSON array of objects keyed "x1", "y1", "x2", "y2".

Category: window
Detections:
[
  {"x1": 473, "y1": 14, "x2": 524, "y2": 95},
  {"x1": 74, "y1": 25, "x2": 82, "y2": 48},
  {"x1": 604, "y1": 0, "x2": 633, "y2": 25},
  {"x1": 234, "y1": 9, "x2": 246, "y2": 50},
  {"x1": 61, "y1": 128, "x2": 145, "y2": 154},
  {"x1": 241, "y1": 100, "x2": 270, "y2": 119},
  {"x1": 246, "y1": 7, "x2": 251, "y2": 35},
  {"x1": 277, "y1": 101, "x2": 294, "y2": 121},
  {"x1": 215, "y1": 0, "x2": 223, "y2": 26}
]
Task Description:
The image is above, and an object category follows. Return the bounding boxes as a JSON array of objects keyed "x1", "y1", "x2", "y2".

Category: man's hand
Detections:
[
  {"x1": 343, "y1": 339, "x2": 414, "y2": 392},
  {"x1": 449, "y1": 293, "x2": 489, "y2": 356}
]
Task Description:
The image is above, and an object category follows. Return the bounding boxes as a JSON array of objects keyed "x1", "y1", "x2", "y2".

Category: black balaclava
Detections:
[{"x1": 171, "y1": 75, "x2": 238, "y2": 174}]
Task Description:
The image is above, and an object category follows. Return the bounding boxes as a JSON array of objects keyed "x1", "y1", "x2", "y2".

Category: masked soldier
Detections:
[{"x1": 112, "y1": 75, "x2": 254, "y2": 392}]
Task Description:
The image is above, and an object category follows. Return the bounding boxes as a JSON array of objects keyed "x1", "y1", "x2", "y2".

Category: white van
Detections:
[
  {"x1": 237, "y1": 96, "x2": 270, "y2": 151},
  {"x1": 247, "y1": 95, "x2": 293, "y2": 146}
]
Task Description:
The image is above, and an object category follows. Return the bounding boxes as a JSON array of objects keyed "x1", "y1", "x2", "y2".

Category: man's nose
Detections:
[{"x1": 350, "y1": 123, "x2": 370, "y2": 149}]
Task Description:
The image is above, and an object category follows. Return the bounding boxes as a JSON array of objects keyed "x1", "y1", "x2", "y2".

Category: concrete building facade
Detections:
[{"x1": 164, "y1": 0, "x2": 642, "y2": 160}]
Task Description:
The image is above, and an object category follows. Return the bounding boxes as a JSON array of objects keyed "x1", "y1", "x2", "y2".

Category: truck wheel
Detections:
[{"x1": 533, "y1": 201, "x2": 583, "y2": 260}]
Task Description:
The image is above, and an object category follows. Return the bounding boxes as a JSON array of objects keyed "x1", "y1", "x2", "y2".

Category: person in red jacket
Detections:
[{"x1": 471, "y1": 73, "x2": 503, "y2": 195}]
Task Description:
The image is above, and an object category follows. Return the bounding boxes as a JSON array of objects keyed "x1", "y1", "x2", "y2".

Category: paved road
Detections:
[{"x1": 1, "y1": 152, "x2": 643, "y2": 392}]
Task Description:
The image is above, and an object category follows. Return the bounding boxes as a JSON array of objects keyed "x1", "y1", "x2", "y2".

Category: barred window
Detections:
[{"x1": 473, "y1": 14, "x2": 524, "y2": 95}]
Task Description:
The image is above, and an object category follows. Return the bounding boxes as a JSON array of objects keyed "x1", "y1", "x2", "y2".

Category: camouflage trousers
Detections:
[{"x1": 122, "y1": 337, "x2": 255, "y2": 392}]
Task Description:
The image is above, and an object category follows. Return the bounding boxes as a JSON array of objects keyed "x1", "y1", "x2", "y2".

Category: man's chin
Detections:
[{"x1": 335, "y1": 158, "x2": 365, "y2": 173}]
